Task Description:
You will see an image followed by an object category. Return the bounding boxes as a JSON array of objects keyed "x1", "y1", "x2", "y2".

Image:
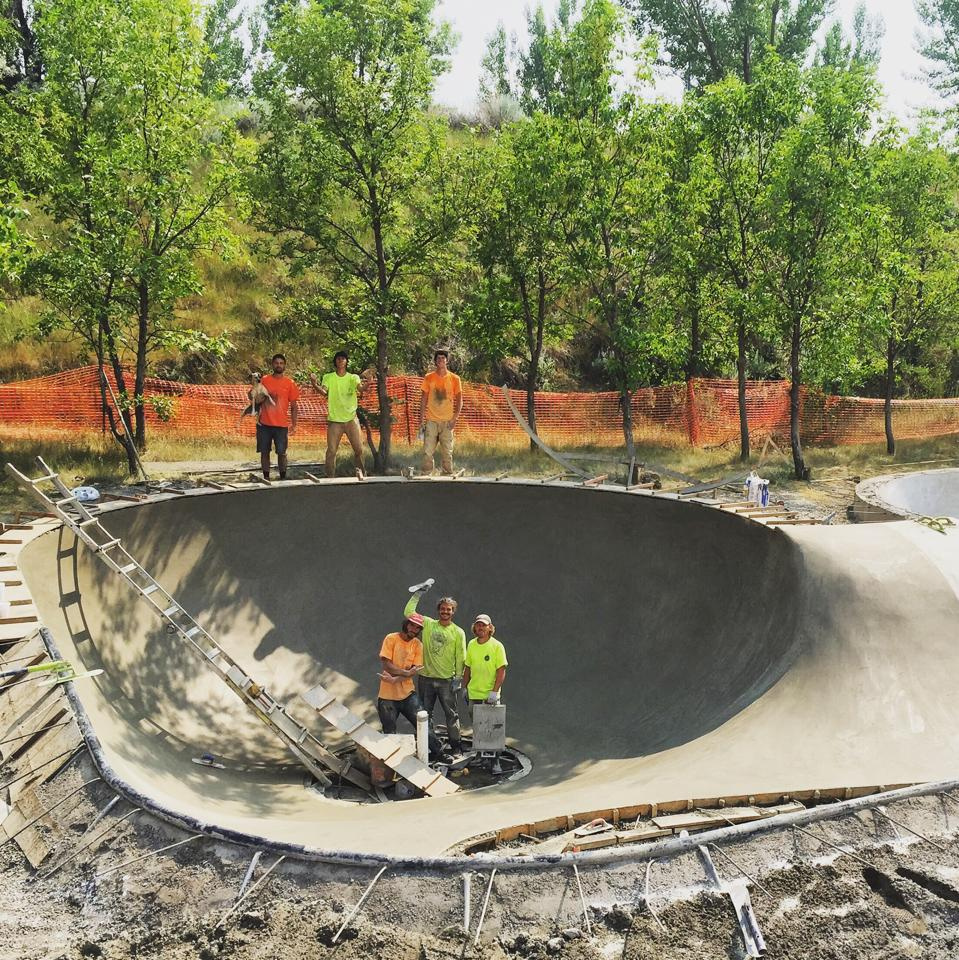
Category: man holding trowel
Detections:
[{"x1": 405, "y1": 578, "x2": 467, "y2": 756}]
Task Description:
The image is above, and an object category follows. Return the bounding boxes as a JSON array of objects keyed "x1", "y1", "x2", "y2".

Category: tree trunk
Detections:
[
  {"x1": 522, "y1": 269, "x2": 546, "y2": 450},
  {"x1": 686, "y1": 273, "x2": 701, "y2": 382},
  {"x1": 96, "y1": 317, "x2": 139, "y2": 477},
  {"x1": 737, "y1": 313, "x2": 750, "y2": 461},
  {"x1": 134, "y1": 278, "x2": 149, "y2": 451},
  {"x1": 789, "y1": 315, "x2": 808, "y2": 480},
  {"x1": 884, "y1": 335, "x2": 896, "y2": 456},
  {"x1": 373, "y1": 322, "x2": 391, "y2": 473},
  {"x1": 620, "y1": 387, "x2": 635, "y2": 463}
]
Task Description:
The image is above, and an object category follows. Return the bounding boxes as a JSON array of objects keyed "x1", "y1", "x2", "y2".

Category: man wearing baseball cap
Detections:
[
  {"x1": 376, "y1": 613, "x2": 441, "y2": 757},
  {"x1": 463, "y1": 614, "x2": 508, "y2": 706}
]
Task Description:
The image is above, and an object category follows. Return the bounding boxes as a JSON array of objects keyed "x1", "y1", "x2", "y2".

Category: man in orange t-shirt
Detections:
[
  {"x1": 418, "y1": 349, "x2": 462, "y2": 475},
  {"x1": 377, "y1": 613, "x2": 442, "y2": 757},
  {"x1": 254, "y1": 353, "x2": 299, "y2": 480}
]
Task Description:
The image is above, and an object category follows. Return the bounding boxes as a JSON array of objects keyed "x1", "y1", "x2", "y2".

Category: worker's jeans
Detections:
[
  {"x1": 418, "y1": 676, "x2": 462, "y2": 750},
  {"x1": 421, "y1": 420, "x2": 454, "y2": 474},
  {"x1": 377, "y1": 692, "x2": 441, "y2": 756}
]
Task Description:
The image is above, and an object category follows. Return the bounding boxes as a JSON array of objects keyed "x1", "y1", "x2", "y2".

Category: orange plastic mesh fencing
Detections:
[{"x1": 1, "y1": 365, "x2": 958, "y2": 450}]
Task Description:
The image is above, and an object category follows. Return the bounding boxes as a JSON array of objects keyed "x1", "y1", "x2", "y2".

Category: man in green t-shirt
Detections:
[
  {"x1": 405, "y1": 579, "x2": 467, "y2": 755},
  {"x1": 309, "y1": 351, "x2": 372, "y2": 478}
]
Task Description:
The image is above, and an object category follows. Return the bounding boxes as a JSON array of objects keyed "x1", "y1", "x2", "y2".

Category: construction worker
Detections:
[
  {"x1": 405, "y1": 579, "x2": 466, "y2": 756},
  {"x1": 308, "y1": 350, "x2": 372, "y2": 479},
  {"x1": 254, "y1": 353, "x2": 299, "y2": 481},
  {"x1": 463, "y1": 614, "x2": 508, "y2": 706},
  {"x1": 376, "y1": 612, "x2": 442, "y2": 757},
  {"x1": 418, "y1": 349, "x2": 462, "y2": 475}
]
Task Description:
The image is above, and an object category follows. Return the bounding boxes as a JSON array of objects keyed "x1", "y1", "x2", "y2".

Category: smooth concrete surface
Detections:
[
  {"x1": 856, "y1": 468, "x2": 959, "y2": 520},
  {"x1": 19, "y1": 480, "x2": 959, "y2": 857}
]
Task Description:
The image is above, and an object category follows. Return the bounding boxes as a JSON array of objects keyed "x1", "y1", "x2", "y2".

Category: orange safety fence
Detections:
[{"x1": 1, "y1": 365, "x2": 959, "y2": 449}]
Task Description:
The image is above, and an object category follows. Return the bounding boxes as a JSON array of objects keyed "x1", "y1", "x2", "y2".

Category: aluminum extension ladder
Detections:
[{"x1": 6, "y1": 457, "x2": 369, "y2": 791}]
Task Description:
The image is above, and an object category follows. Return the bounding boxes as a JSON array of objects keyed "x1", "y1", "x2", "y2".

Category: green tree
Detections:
[
  {"x1": 11, "y1": 0, "x2": 244, "y2": 471},
  {"x1": 200, "y1": 0, "x2": 248, "y2": 96},
  {"x1": 816, "y1": 2, "x2": 883, "y2": 68},
  {"x1": 622, "y1": 0, "x2": 832, "y2": 87},
  {"x1": 852, "y1": 132, "x2": 959, "y2": 454},
  {"x1": 555, "y1": 1, "x2": 678, "y2": 458},
  {"x1": 760, "y1": 63, "x2": 878, "y2": 478},
  {"x1": 693, "y1": 57, "x2": 802, "y2": 458},
  {"x1": 0, "y1": 0, "x2": 41, "y2": 91},
  {"x1": 464, "y1": 114, "x2": 573, "y2": 443},
  {"x1": 254, "y1": 0, "x2": 476, "y2": 473},
  {"x1": 917, "y1": 0, "x2": 959, "y2": 99}
]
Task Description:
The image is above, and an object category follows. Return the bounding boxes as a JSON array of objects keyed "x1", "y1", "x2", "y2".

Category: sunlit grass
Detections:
[{"x1": 2, "y1": 426, "x2": 957, "y2": 518}]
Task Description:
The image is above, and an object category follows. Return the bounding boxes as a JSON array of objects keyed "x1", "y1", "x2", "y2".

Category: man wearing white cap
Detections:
[{"x1": 463, "y1": 614, "x2": 508, "y2": 706}]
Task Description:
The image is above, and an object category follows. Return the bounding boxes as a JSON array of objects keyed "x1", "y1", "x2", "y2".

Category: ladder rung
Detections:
[
  {"x1": 184, "y1": 626, "x2": 202, "y2": 639},
  {"x1": 119, "y1": 563, "x2": 138, "y2": 574},
  {"x1": 162, "y1": 605, "x2": 180, "y2": 618},
  {"x1": 54, "y1": 497, "x2": 76, "y2": 507},
  {"x1": 95, "y1": 539, "x2": 121, "y2": 552},
  {"x1": 141, "y1": 585, "x2": 159, "y2": 596},
  {"x1": 79, "y1": 518, "x2": 100, "y2": 527},
  {"x1": 204, "y1": 647, "x2": 221, "y2": 660},
  {"x1": 31, "y1": 473, "x2": 58, "y2": 484}
]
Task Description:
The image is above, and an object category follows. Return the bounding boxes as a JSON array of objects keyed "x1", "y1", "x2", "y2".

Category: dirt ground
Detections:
[{"x1": 5, "y1": 755, "x2": 959, "y2": 960}]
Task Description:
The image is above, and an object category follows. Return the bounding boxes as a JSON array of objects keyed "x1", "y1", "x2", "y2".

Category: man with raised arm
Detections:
[
  {"x1": 309, "y1": 350, "x2": 372, "y2": 479},
  {"x1": 418, "y1": 349, "x2": 463, "y2": 475},
  {"x1": 405, "y1": 578, "x2": 466, "y2": 756}
]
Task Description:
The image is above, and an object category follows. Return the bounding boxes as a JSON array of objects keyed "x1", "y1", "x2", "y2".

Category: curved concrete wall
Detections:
[
  {"x1": 856, "y1": 468, "x2": 959, "y2": 520},
  {"x1": 19, "y1": 480, "x2": 959, "y2": 857}
]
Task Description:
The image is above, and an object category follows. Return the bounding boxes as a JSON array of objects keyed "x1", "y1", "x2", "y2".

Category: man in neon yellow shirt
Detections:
[
  {"x1": 405, "y1": 578, "x2": 466, "y2": 755},
  {"x1": 463, "y1": 614, "x2": 508, "y2": 705},
  {"x1": 309, "y1": 351, "x2": 372, "y2": 478}
]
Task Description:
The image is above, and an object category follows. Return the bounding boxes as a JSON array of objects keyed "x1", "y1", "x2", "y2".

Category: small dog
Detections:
[{"x1": 241, "y1": 373, "x2": 276, "y2": 420}]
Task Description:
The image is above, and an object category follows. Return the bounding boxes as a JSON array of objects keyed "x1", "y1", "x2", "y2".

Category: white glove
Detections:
[
  {"x1": 408, "y1": 578, "x2": 435, "y2": 594},
  {"x1": 485, "y1": 691, "x2": 500, "y2": 705},
  {"x1": 451, "y1": 678, "x2": 462, "y2": 694}
]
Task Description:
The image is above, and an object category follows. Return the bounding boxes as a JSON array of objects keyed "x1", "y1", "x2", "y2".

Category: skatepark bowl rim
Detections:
[{"x1": 15, "y1": 475, "x2": 959, "y2": 867}]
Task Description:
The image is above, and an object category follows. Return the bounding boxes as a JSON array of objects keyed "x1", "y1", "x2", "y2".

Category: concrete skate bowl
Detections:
[
  {"x1": 18, "y1": 479, "x2": 959, "y2": 861},
  {"x1": 856, "y1": 468, "x2": 959, "y2": 521}
]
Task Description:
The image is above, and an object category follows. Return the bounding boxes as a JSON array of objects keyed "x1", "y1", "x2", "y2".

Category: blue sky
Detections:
[{"x1": 433, "y1": 1, "x2": 940, "y2": 121}]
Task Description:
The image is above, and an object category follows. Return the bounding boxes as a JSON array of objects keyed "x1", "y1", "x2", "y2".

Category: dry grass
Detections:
[{"x1": 2, "y1": 428, "x2": 958, "y2": 518}]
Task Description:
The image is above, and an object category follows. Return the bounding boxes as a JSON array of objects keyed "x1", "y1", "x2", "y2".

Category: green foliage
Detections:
[
  {"x1": 622, "y1": 0, "x2": 831, "y2": 87},
  {"x1": 200, "y1": 0, "x2": 248, "y2": 97},
  {"x1": 253, "y1": 0, "x2": 476, "y2": 470}
]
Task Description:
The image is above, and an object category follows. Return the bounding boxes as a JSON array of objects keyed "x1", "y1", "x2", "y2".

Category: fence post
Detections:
[
  {"x1": 404, "y1": 377, "x2": 413, "y2": 444},
  {"x1": 686, "y1": 379, "x2": 701, "y2": 447}
]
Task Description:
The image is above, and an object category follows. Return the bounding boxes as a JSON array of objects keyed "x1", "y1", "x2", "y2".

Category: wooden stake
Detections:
[
  {"x1": 473, "y1": 869, "x2": 496, "y2": 945},
  {"x1": 216, "y1": 854, "x2": 286, "y2": 929},
  {"x1": 333, "y1": 865, "x2": 388, "y2": 943},
  {"x1": 572, "y1": 863, "x2": 593, "y2": 937},
  {"x1": 95, "y1": 834, "x2": 203, "y2": 879}
]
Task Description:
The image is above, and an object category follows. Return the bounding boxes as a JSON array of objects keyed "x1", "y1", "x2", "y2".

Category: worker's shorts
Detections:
[{"x1": 256, "y1": 424, "x2": 288, "y2": 455}]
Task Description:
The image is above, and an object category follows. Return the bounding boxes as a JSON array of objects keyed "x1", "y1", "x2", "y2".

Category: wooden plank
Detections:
[
  {"x1": 1, "y1": 700, "x2": 69, "y2": 762},
  {"x1": 764, "y1": 518, "x2": 819, "y2": 526},
  {"x1": 567, "y1": 826, "x2": 672, "y2": 852},
  {"x1": 1, "y1": 788, "x2": 52, "y2": 868},
  {"x1": 0, "y1": 622, "x2": 40, "y2": 643},
  {"x1": 7, "y1": 725, "x2": 81, "y2": 803},
  {"x1": 653, "y1": 807, "x2": 765, "y2": 832},
  {"x1": 0, "y1": 615, "x2": 39, "y2": 626}
]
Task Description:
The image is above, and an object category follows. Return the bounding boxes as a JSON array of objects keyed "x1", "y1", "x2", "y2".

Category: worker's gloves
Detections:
[
  {"x1": 408, "y1": 578, "x2": 435, "y2": 595},
  {"x1": 485, "y1": 691, "x2": 500, "y2": 705},
  {"x1": 451, "y1": 678, "x2": 462, "y2": 694}
]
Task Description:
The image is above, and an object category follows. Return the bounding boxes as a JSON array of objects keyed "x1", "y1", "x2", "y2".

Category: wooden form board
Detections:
[
  {"x1": 301, "y1": 683, "x2": 458, "y2": 798},
  {"x1": 6, "y1": 724, "x2": 81, "y2": 804},
  {"x1": 1, "y1": 787, "x2": 52, "y2": 868},
  {"x1": 652, "y1": 802, "x2": 804, "y2": 833}
]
